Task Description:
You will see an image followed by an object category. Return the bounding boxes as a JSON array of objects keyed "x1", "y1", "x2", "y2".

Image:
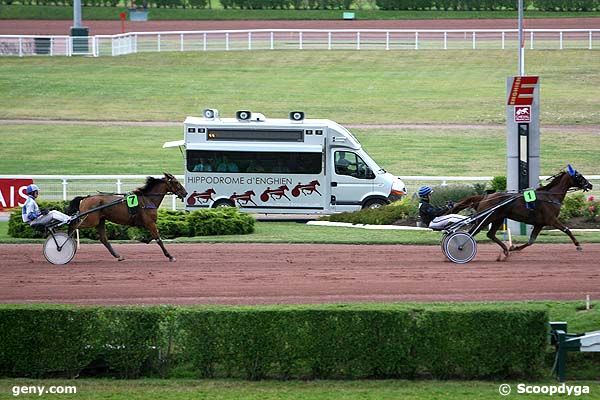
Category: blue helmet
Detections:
[
  {"x1": 418, "y1": 186, "x2": 433, "y2": 198},
  {"x1": 26, "y1": 184, "x2": 40, "y2": 194}
]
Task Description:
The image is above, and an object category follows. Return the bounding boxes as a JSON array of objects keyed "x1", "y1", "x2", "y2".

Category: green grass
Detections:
[
  {"x1": 1, "y1": 219, "x2": 599, "y2": 244},
  {"x1": 2, "y1": 5, "x2": 600, "y2": 20},
  {"x1": 1, "y1": 124, "x2": 599, "y2": 176},
  {"x1": 1, "y1": 51, "x2": 599, "y2": 124}
]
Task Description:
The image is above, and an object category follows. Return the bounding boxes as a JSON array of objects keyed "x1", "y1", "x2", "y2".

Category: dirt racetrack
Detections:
[
  {"x1": 2, "y1": 17, "x2": 599, "y2": 35},
  {"x1": 0, "y1": 243, "x2": 598, "y2": 305}
]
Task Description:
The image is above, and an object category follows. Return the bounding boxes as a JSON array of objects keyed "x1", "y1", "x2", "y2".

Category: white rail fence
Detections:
[
  {"x1": 2, "y1": 174, "x2": 598, "y2": 211},
  {"x1": 1, "y1": 29, "x2": 599, "y2": 57}
]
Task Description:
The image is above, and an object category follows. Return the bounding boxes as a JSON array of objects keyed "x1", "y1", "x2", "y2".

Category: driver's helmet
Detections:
[
  {"x1": 418, "y1": 186, "x2": 433, "y2": 198},
  {"x1": 26, "y1": 184, "x2": 40, "y2": 195}
]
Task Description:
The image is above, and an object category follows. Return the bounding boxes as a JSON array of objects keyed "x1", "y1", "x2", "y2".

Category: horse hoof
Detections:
[
  {"x1": 509, "y1": 245, "x2": 516, "y2": 251},
  {"x1": 576, "y1": 246, "x2": 583, "y2": 252},
  {"x1": 117, "y1": 257, "x2": 125, "y2": 261},
  {"x1": 169, "y1": 257, "x2": 176, "y2": 262}
]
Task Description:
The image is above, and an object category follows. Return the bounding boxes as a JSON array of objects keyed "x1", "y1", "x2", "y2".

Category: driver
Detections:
[
  {"x1": 418, "y1": 186, "x2": 466, "y2": 230},
  {"x1": 22, "y1": 184, "x2": 71, "y2": 228}
]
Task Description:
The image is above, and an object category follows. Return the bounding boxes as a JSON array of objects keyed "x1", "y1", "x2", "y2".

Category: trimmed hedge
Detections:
[
  {"x1": 8, "y1": 204, "x2": 254, "y2": 239},
  {"x1": 0, "y1": 304, "x2": 548, "y2": 380},
  {"x1": 324, "y1": 197, "x2": 418, "y2": 225}
]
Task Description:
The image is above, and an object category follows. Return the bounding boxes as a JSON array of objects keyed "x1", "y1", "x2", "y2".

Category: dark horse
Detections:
[
  {"x1": 67, "y1": 173, "x2": 188, "y2": 262},
  {"x1": 450, "y1": 165, "x2": 593, "y2": 260}
]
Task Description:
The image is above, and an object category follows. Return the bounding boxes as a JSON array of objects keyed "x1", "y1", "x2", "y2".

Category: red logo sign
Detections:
[
  {"x1": 508, "y1": 76, "x2": 539, "y2": 106},
  {"x1": 514, "y1": 106, "x2": 531, "y2": 122},
  {"x1": 0, "y1": 179, "x2": 33, "y2": 210}
]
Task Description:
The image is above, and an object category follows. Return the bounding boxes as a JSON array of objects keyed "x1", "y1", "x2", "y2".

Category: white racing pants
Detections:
[{"x1": 428, "y1": 214, "x2": 468, "y2": 230}]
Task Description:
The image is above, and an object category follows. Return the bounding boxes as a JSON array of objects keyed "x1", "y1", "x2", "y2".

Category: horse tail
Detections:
[
  {"x1": 451, "y1": 195, "x2": 485, "y2": 213},
  {"x1": 67, "y1": 196, "x2": 85, "y2": 215}
]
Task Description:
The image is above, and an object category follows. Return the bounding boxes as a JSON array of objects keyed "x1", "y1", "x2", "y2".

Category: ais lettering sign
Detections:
[{"x1": 0, "y1": 179, "x2": 33, "y2": 210}]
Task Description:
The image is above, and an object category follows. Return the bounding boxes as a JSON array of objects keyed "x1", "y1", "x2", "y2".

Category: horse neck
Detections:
[
  {"x1": 142, "y1": 181, "x2": 168, "y2": 206},
  {"x1": 541, "y1": 173, "x2": 572, "y2": 201}
]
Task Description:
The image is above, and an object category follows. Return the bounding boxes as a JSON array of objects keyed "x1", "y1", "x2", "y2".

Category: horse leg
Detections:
[
  {"x1": 97, "y1": 219, "x2": 124, "y2": 261},
  {"x1": 510, "y1": 224, "x2": 543, "y2": 252},
  {"x1": 486, "y1": 219, "x2": 510, "y2": 261},
  {"x1": 147, "y1": 222, "x2": 176, "y2": 262},
  {"x1": 550, "y1": 219, "x2": 582, "y2": 251}
]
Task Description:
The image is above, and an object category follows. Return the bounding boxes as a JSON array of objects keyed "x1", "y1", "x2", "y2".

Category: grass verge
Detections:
[
  {"x1": 1, "y1": 51, "x2": 599, "y2": 125},
  {"x1": 2, "y1": 220, "x2": 600, "y2": 244},
  {"x1": 1, "y1": 125, "x2": 600, "y2": 176}
]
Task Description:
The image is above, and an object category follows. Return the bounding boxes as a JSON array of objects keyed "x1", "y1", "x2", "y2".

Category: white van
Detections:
[{"x1": 163, "y1": 109, "x2": 406, "y2": 214}]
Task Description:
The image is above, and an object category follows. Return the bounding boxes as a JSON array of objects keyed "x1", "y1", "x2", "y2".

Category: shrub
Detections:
[
  {"x1": 583, "y1": 195, "x2": 600, "y2": 222},
  {"x1": 489, "y1": 176, "x2": 507, "y2": 192},
  {"x1": 559, "y1": 193, "x2": 585, "y2": 222},
  {"x1": 187, "y1": 208, "x2": 255, "y2": 236},
  {"x1": 0, "y1": 304, "x2": 548, "y2": 380},
  {"x1": 324, "y1": 197, "x2": 418, "y2": 225},
  {"x1": 430, "y1": 184, "x2": 477, "y2": 207}
]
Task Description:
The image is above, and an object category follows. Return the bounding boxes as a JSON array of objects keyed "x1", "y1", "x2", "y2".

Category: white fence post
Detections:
[
  {"x1": 560, "y1": 31, "x2": 563, "y2": 49},
  {"x1": 203, "y1": 33, "x2": 207, "y2": 51},
  {"x1": 172, "y1": 194, "x2": 176, "y2": 211},
  {"x1": 530, "y1": 31, "x2": 534, "y2": 49},
  {"x1": 117, "y1": 178, "x2": 122, "y2": 194},
  {"x1": 386, "y1": 31, "x2": 390, "y2": 50},
  {"x1": 299, "y1": 32, "x2": 303, "y2": 50},
  {"x1": 180, "y1": 33, "x2": 184, "y2": 51},
  {"x1": 501, "y1": 31, "x2": 505, "y2": 50},
  {"x1": 328, "y1": 31, "x2": 332, "y2": 50},
  {"x1": 226, "y1": 32, "x2": 229, "y2": 51},
  {"x1": 62, "y1": 179, "x2": 68, "y2": 201},
  {"x1": 472, "y1": 31, "x2": 476, "y2": 49},
  {"x1": 158, "y1": 33, "x2": 161, "y2": 52},
  {"x1": 270, "y1": 31, "x2": 274, "y2": 50},
  {"x1": 19, "y1": 37, "x2": 23, "y2": 57},
  {"x1": 356, "y1": 31, "x2": 360, "y2": 50},
  {"x1": 415, "y1": 31, "x2": 419, "y2": 50},
  {"x1": 589, "y1": 31, "x2": 593, "y2": 50},
  {"x1": 248, "y1": 31, "x2": 252, "y2": 50},
  {"x1": 444, "y1": 31, "x2": 447, "y2": 50}
]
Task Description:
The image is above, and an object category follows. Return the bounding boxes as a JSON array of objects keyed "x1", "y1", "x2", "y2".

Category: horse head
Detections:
[
  {"x1": 279, "y1": 185, "x2": 289, "y2": 191},
  {"x1": 163, "y1": 172, "x2": 188, "y2": 200},
  {"x1": 567, "y1": 165, "x2": 593, "y2": 192}
]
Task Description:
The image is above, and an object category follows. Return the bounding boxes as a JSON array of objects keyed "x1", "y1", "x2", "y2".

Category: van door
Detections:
[{"x1": 329, "y1": 150, "x2": 375, "y2": 212}]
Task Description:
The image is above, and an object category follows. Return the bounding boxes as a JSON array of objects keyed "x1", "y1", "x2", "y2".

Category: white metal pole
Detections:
[
  {"x1": 328, "y1": 31, "x2": 332, "y2": 50},
  {"x1": 73, "y1": 0, "x2": 82, "y2": 28},
  {"x1": 356, "y1": 32, "x2": 360, "y2": 50},
  {"x1": 62, "y1": 179, "x2": 68, "y2": 201},
  {"x1": 415, "y1": 31, "x2": 419, "y2": 50},
  {"x1": 299, "y1": 32, "x2": 303, "y2": 50},
  {"x1": 386, "y1": 31, "x2": 390, "y2": 50},
  {"x1": 501, "y1": 31, "x2": 505, "y2": 50},
  {"x1": 518, "y1": 0, "x2": 525, "y2": 75},
  {"x1": 180, "y1": 33, "x2": 184, "y2": 51},
  {"x1": 248, "y1": 32, "x2": 251, "y2": 50},
  {"x1": 270, "y1": 31, "x2": 274, "y2": 50},
  {"x1": 444, "y1": 31, "x2": 447, "y2": 50}
]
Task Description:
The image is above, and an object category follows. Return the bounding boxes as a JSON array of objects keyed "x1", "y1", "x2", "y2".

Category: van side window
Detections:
[
  {"x1": 334, "y1": 151, "x2": 372, "y2": 179},
  {"x1": 187, "y1": 150, "x2": 322, "y2": 174}
]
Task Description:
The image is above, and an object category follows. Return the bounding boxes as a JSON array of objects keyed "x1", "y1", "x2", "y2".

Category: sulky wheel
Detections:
[
  {"x1": 43, "y1": 232, "x2": 77, "y2": 265},
  {"x1": 443, "y1": 231, "x2": 477, "y2": 264}
]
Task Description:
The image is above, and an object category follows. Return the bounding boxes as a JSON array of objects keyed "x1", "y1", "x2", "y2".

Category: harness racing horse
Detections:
[
  {"x1": 67, "y1": 173, "x2": 188, "y2": 262},
  {"x1": 450, "y1": 165, "x2": 593, "y2": 261}
]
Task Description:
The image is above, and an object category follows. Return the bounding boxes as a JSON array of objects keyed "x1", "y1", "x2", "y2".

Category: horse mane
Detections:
[
  {"x1": 133, "y1": 176, "x2": 164, "y2": 195},
  {"x1": 538, "y1": 170, "x2": 567, "y2": 191}
]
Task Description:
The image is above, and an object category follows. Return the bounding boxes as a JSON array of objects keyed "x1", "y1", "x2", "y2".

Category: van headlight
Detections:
[{"x1": 391, "y1": 178, "x2": 406, "y2": 197}]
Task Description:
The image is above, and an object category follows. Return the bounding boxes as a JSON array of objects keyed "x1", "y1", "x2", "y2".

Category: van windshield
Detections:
[{"x1": 187, "y1": 150, "x2": 322, "y2": 174}]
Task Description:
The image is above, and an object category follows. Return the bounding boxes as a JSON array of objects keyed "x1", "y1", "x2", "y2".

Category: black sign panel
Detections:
[{"x1": 207, "y1": 129, "x2": 304, "y2": 142}]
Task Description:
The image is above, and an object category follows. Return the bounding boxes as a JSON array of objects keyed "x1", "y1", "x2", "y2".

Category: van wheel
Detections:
[
  {"x1": 212, "y1": 199, "x2": 235, "y2": 208},
  {"x1": 363, "y1": 198, "x2": 388, "y2": 209}
]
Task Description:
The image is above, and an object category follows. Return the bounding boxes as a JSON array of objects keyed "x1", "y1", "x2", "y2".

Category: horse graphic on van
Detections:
[
  {"x1": 292, "y1": 180, "x2": 321, "y2": 197},
  {"x1": 230, "y1": 190, "x2": 257, "y2": 206},
  {"x1": 187, "y1": 188, "x2": 216, "y2": 205},
  {"x1": 260, "y1": 185, "x2": 291, "y2": 202}
]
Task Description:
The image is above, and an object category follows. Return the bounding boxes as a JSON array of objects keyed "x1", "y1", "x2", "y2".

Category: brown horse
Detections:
[
  {"x1": 67, "y1": 173, "x2": 188, "y2": 262},
  {"x1": 450, "y1": 165, "x2": 593, "y2": 260}
]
